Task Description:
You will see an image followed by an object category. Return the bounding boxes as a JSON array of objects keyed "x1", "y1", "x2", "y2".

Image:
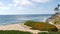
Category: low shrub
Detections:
[{"x1": 24, "y1": 20, "x2": 58, "y2": 32}]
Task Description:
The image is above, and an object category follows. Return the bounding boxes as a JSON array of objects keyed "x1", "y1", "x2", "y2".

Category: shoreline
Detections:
[{"x1": 0, "y1": 22, "x2": 24, "y2": 26}]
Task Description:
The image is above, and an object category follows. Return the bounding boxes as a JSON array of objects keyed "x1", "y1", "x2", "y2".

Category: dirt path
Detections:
[{"x1": 0, "y1": 23, "x2": 48, "y2": 34}]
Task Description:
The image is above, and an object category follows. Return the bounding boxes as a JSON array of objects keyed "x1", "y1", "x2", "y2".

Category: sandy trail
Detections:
[
  {"x1": 0, "y1": 23, "x2": 48, "y2": 34},
  {"x1": 0, "y1": 23, "x2": 41, "y2": 34}
]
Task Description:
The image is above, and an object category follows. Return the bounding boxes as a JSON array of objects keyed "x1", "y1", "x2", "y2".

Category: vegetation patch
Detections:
[
  {"x1": 0, "y1": 30, "x2": 32, "y2": 34},
  {"x1": 24, "y1": 20, "x2": 58, "y2": 32},
  {"x1": 38, "y1": 32, "x2": 60, "y2": 34}
]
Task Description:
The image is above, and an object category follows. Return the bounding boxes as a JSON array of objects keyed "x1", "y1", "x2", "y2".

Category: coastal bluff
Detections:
[{"x1": 46, "y1": 12, "x2": 60, "y2": 30}]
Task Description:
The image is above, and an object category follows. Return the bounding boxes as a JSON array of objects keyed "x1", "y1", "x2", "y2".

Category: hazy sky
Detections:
[{"x1": 0, "y1": 0, "x2": 60, "y2": 14}]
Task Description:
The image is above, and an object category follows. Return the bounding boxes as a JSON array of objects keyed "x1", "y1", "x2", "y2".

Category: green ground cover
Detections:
[
  {"x1": 24, "y1": 20, "x2": 58, "y2": 32},
  {"x1": 0, "y1": 30, "x2": 32, "y2": 34},
  {"x1": 38, "y1": 32, "x2": 60, "y2": 34}
]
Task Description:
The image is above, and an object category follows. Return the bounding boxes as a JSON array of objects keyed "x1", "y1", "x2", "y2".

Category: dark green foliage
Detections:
[
  {"x1": 38, "y1": 32, "x2": 60, "y2": 34},
  {"x1": 24, "y1": 20, "x2": 58, "y2": 32},
  {"x1": 38, "y1": 32, "x2": 48, "y2": 34},
  {"x1": 48, "y1": 27, "x2": 58, "y2": 32},
  {"x1": 54, "y1": 7, "x2": 59, "y2": 11},
  {"x1": 0, "y1": 30, "x2": 32, "y2": 34}
]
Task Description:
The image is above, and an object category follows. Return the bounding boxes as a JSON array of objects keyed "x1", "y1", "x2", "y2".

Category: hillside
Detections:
[
  {"x1": 46, "y1": 12, "x2": 60, "y2": 30},
  {"x1": 46, "y1": 12, "x2": 60, "y2": 24}
]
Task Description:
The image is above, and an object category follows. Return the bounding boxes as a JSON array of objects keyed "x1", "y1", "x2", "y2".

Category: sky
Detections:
[{"x1": 0, "y1": 0, "x2": 60, "y2": 15}]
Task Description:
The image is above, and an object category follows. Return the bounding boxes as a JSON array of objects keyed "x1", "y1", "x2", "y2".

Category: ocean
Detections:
[{"x1": 0, "y1": 14, "x2": 52, "y2": 25}]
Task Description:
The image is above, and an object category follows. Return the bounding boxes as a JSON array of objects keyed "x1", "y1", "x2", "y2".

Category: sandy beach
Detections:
[{"x1": 0, "y1": 23, "x2": 42, "y2": 34}]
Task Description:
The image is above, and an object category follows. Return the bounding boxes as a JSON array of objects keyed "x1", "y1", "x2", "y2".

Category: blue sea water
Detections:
[{"x1": 0, "y1": 14, "x2": 52, "y2": 25}]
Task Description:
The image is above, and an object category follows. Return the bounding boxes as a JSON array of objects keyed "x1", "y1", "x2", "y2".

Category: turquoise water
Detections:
[{"x1": 0, "y1": 14, "x2": 52, "y2": 25}]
